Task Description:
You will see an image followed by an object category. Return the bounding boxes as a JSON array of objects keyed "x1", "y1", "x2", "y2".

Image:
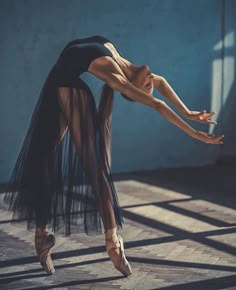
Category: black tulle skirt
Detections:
[{"x1": 2, "y1": 63, "x2": 124, "y2": 236}]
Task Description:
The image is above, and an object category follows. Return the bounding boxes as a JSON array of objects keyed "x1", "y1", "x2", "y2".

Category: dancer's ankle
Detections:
[
  {"x1": 35, "y1": 225, "x2": 49, "y2": 234},
  {"x1": 105, "y1": 227, "x2": 117, "y2": 240}
]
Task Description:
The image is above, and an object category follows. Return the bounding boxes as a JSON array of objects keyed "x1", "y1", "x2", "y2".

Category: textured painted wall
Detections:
[
  {"x1": 215, "y1": 0, "x2": 236, "y2": 159},
  {"x1": 0, "y1": 0, "x2": 235, "y2": 182}
]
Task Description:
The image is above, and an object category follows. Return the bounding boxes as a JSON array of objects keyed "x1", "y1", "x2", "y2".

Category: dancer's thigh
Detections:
[{"x1": 58, "y1": 87, "x2": 81, "y2": 147}]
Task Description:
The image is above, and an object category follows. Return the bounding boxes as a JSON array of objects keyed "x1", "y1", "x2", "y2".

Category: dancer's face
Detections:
[{"x1": 131, "y1": 65, "x2": 154, "y2": 94}]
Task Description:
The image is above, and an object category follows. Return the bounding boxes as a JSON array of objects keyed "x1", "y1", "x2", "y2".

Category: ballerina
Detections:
[{"x1": 3, "y1": 35, "x2": 224, "y2": 276}]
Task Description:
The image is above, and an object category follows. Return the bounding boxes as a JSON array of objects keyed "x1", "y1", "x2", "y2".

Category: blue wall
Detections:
[{"x1": 0, "y1": 0, "x2": 235, "y2": 182}]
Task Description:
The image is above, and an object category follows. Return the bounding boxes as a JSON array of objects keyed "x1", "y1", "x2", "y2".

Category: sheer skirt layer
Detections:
[{"x1": 3, "y1": 64, "x2": 124, "y2": 236}]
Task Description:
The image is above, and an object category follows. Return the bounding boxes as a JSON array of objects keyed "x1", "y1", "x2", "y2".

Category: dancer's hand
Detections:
[
  {"x1": 186, "y1": 110, "x2": 217, "y2": 125},
  {"x1": 191, "y1": 130, "x2": 224, "y2": 144}
]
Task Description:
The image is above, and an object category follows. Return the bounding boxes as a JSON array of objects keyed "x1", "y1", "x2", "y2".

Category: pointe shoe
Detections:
[
  {"x1": 105, "y1": 234, "x2": 132, "y2": 277},
  {"x1": 35, "y1": 232, "x2": 56, "y2": 274}
]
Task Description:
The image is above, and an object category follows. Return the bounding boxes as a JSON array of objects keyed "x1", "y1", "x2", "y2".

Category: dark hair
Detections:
[
  {"x1": 120, "y1": 93, "x2": 135, "y2": 102},
  {"x1": 98, "y1": 83, "x2": 114, "y2": 128},
  {"x1": 100, "y1": 83, "x2": 135, "y2": 103}
]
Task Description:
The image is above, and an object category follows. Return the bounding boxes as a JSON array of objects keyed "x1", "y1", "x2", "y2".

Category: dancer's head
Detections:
[
  {"x1": 121, "y1": 64, "x2": 154, "y2": 102},
  {"x1": 131, "y1": 65, "x2": 154, "y2": 94}
]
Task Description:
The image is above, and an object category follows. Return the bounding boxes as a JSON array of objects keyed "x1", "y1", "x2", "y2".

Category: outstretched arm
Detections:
[
  {"x1": 152, "y1": 74, "x2": 191, "y2": 116},
  {"x1": 152, "y1": 73, "x2": 218, "y2": 125},
  {"x1": 105, "y1": 73, "x2": 223, "y2": 144},
  {"x1": 106, "y1": 72, "x2": 192, "y2": 131}
]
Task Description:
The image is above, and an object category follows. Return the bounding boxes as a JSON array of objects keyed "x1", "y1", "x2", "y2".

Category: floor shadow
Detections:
[
  {"x1": 1, "y1": 225, "x2": 235, "y2": 271},
  {"x1": 154, "y1": 273, "x2": 236, "y2": 290},
  {"x1": 0, "y1": 275, "x2": 124, "y2": 290},
  {"x1": 122, "y1": 200, "x2": 236, "y2": 228},
  {"x1": 1, "y1": 253, "x2": 235, "y2": 287},
  {"x1": 122, "y1": 210, "x2": 236, "y2": 256},
  {"x1": 113, "y1": 163, "x2": 236, "y2": 211}
]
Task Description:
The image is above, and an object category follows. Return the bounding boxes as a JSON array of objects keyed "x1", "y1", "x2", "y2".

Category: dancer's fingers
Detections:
[
  {"x1": 212, "y1": 135, "x2": 224, "y2": 144},
  {"x1": 207, "y1": 133, "x2": 215, "y2": 137},
  {"x1": 207, "y1": 120, "x2": 217, "y2": 125},
  {"x1": 208, "y1": 112, "x2": 216, "y2": 118}
]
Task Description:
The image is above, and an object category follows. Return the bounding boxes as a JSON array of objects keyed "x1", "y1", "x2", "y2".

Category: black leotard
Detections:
[{"x1": 54, "y1": 35, "x2": 118, "y2": 86}]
